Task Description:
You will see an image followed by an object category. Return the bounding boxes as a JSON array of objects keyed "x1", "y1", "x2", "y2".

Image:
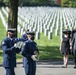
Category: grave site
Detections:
[{"x1": 0, "y1": 7, "x2": 76, "y2": 40}]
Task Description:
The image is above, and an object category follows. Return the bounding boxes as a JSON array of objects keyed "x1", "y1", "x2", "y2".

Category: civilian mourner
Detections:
[
  {"x1": 72, "y1": 28, "x2": 76, "y2": 68},
  {"x1": 60, "y1": 29, "x2": 71, "y2": 68}
]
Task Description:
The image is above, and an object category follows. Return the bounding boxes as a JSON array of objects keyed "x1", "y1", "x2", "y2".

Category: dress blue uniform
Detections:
[
  {"x1": 21, "y1": 40, "x2": 39, "y2": 75},
  {"x1": 2, "y1": 37, "x2": 17, "y2": 75},
  {"x1": 21, "y1": 31, "x2": 39, "y2": 75},
  {"x1": 22, "y1": 33, "x2": 28, "y2": 41},
  {"x1": 21, "y1": 33, "x2": 28, "y2": 67},
  {"x1": 1, "y1": 29, "x2": 24, "y2": 75}
]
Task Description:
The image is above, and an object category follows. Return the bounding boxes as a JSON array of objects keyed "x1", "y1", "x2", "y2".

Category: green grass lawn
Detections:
[
  {"x1": 0, "y1": 16, "x2": 63, "y2": 64},
  {"x1": 35, "y1": 33, "x2": 61, "y2": 59},
  {"x1": 0, "y1": 17, "x2": 6, "y2": 64},
  {"x1": 0, "y1": 8, "x2": 63, "y2": 64}
]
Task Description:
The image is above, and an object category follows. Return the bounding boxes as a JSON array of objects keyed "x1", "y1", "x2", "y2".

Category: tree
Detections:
[
  {"x1": 0, "y1": 0, "x2": 3, "y2": 2},
  {"x1": 61, "y1": 0, "x2": 76, "y2": 7},
  {"x1": 56, "y1": 0, "x2": 61, "y2": 6},
  {"x1": 8, "y1": 0, "x2": 19, "y2": 37},
  {"x1": 19, "y1": 0, "x2": 28, "y2": 6},
  {"x1": 3, "y1": 0, "x2": 19, "y2": 37},
  {"x1": 0, "y1": 0, "x2": 5, "y2": 6}
]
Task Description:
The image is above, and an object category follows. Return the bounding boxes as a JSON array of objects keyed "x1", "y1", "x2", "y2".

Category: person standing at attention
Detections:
[
  {"x1": 21, "y1": 29, "x2": 29, "y2": 67},
  {"x1": 21, "y1": 31, "x2": 39, "y2": 75}
]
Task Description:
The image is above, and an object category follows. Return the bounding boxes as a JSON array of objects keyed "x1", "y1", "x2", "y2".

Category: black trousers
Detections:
[
  {"x1": 73, "y1": 49, "x2": 76, "y2": 65},
  {"x1": 5, "y1": 67, "x2": 15, "y2": 75},
  {"x1": 74, "y1": 50, "x2": 76, "y2": 65}
]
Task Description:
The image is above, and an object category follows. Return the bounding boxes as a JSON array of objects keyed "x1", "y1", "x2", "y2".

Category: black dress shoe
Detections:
[
  {"x1": 22, "y1": 65, "x2": 24, "y2": 67},
  {"x1": 74, "y1": 66, "x2": 76, "y2": 68}
]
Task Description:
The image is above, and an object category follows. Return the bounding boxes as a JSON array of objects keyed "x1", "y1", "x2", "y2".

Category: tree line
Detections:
[
  {"x1": 61, "y1": 0, "x2": 76, "y2": 7},
  {"x1": 0, "y1": 0, "x2": 75, "y2": 7},
  {"x1": 0, "y1": 0, "x2": 60, "y2": 7},
  {"x1": 0, "y1": 0, "x2": 76, "y2": 37}
]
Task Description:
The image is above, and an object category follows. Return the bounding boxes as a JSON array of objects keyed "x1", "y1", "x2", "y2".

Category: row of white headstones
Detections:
[{"x1": 0, "y1": 7, "x2": 76, "y2": 40}]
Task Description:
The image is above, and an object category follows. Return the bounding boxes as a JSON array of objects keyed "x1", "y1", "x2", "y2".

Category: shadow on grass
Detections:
[
  {"x1": 39, "y1": 46, "x2": 59, "y2": 52},
  {"x1": 0, "y1": 46, "x2": 62, "y2": 61},
  {"x1": 16, "y1": 46, "x2": 62, "y2": 60},
  {"x1": 0, "y1": 50, "x2": 3, "y2": 56},
  {"x1": 38, "y1": 46, "x2": 62, "y2": 60}
]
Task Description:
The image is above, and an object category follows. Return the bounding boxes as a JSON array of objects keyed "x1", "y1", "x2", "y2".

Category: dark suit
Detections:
[
  {"x1": 21, "y1": 40, "x2": 39, "y2": 75},
  {"x1": 72, "y1": 32, "x2": 76, "y2": 66}
]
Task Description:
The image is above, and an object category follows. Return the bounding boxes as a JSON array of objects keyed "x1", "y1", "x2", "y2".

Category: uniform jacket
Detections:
[
  {"x1": 21, "y1": 40, "x2": 39, "y2": 61},
  {"x1": 1, "y1": 37, "x2": 23, "y2": 67}
]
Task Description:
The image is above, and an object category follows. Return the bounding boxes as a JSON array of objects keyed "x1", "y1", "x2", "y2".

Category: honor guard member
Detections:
[
  {"x1": 21, "y1": 29, "x2": 29, "y2": 67},
  {"x1": 1, "y1": 28, "x2": 21, "y2": 75},
  {"x1": 21, "y1": 31, "x2": 39, "y2": 75},
  {"x1": 21, "y1": 29, "x2": 29, "y2": 41}
]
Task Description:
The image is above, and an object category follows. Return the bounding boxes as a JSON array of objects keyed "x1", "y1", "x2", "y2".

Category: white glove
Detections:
[
  {"x1": 17, "y1": 41, "x2": 24, "y2": 49},
  {"x1": 14, "y1": 43, "x2": 18, "y2": 48},
  {"x1": 14, "y1": 41, "x2": 24, "y2": 49},
  {"x1": 31, "y1": 55, "x2": 39, "y2": 61}
]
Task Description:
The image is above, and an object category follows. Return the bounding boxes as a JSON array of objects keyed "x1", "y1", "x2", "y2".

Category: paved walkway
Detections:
[{"x1": 0, "y1": 60, "x2": 76, "y2": 75}]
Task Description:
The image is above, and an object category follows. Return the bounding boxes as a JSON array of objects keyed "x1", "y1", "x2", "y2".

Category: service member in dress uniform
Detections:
[
  {"x1": 21, "y1": 31, "x2": 39, "y2": 75},
  {"x1": 1, "y1": 29, "x2": 23, "y2": 75},
  {"x1": 21, "y1": 29, "x2": 29, "y2": 41},
  {"x1": 21, "y1": 29, "x2": 29, "y2": 67}
]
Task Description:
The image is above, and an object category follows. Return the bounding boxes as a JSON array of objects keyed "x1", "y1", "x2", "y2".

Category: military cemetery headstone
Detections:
[
  {"x1": 35, "y1": 32, "x2": 40, "y2": 39},
  {"x1": 48, "y1": 31, "x2": 52, "y2": 40},
  {"x1": 0, "y1": 7, "x2": 76, "y2": 40}
]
